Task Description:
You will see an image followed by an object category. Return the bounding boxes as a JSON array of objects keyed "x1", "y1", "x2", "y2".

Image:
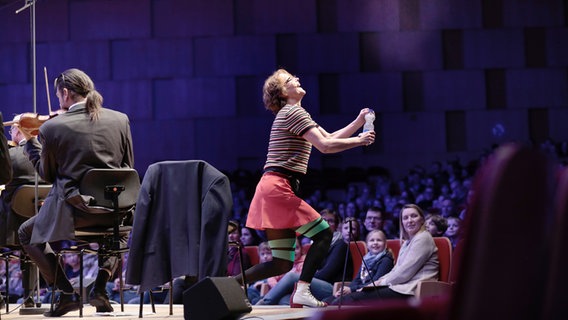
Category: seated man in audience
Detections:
[{"x1": 361, "y1": 207, "x2": 384, "y2": 240}]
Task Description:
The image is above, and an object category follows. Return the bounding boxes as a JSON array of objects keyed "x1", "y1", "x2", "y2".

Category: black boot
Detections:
[
  {"x1": 89, "y1": 269, "x2": 114, "y2": 313},
  {"x1": 43, "y1": 292, "x2": 81, "y2": 317}
]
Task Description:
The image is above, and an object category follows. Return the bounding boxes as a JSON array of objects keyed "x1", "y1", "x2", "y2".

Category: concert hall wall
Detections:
[{"x1": 0, "y1": 0, "x2": 567, "y2": 179}]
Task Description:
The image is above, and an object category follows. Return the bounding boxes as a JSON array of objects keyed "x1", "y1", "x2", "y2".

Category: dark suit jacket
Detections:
[
  {"x1": 126, "y1": 160, "x2": 232, "y2": 292},
  {"x1": 24, "y1": 103, "x2": 133, "y2": 244},
  {"x1": 0, "y1": 142, "x2": 47, "y2": 245},
  {"x1": 0, "y1": 112, "x2": 12, "y2": 184}
]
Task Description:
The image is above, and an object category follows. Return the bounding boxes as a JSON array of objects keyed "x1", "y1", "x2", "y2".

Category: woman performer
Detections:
[{"x1": 234, "y1": 69, "x2": 375, "y2": 308}]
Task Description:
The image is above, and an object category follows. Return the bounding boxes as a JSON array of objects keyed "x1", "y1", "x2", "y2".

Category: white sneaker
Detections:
[{"x1": 290, "y1": 282, "x2": 327, "y2": 308}]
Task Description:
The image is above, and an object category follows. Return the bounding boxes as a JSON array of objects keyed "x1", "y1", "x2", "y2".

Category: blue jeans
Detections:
[{"x1": 259, "y1": 272, "x2": 333, "y2": 305}]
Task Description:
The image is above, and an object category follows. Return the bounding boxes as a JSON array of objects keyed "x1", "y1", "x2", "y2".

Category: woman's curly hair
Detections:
[{"x1": 262, "y1": 69, "x2": 289, "y2": 114}]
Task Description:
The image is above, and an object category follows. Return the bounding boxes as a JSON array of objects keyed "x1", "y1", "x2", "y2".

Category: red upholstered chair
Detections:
[
  {"x1": 332, "y1": 241, "x2": 368, "y2": 295},
  {"x1": 348, "y1": 241, "x2": 367, "y2": 279},
  {"x1": 415, "y1": 237, "x2": 452, "y2": 299},
  {"x1": 386, "y1": 239, "x2": 401, "y2": 263},
  {"x1": 243, "y1": 246, "x2": 260, "y2": 266}
]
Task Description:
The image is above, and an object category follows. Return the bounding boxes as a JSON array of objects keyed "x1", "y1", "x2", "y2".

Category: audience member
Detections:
[
  {"x1": 444, "y1": 216, "x2": 463, "y2": 248},
  {"x1": 247, "y1": 242, "x2": 273, "y2": 304},
  {"x1": 425, "y1": 214, "x2": 448, "y2": 237},
  {"x1": 241, "y1": 226, "x2": 262, "y2": 246},
  {"x1": 333, "y1": 204, "x2": 439, "y2": 305},
  {"x1": 328, "y1": 229, "x2": 394, "y2": 304},
  {"x1": 361, "y1": 206, "x2": 384, "y2": 240},
  {"x1": 255, "y1": 218, "x2": 359, "y2": 305},
  {"x1": 227, "y1": 222, "x2": 252, "y2": 276}
]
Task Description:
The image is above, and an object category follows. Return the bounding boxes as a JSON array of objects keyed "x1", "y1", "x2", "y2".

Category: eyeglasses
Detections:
[{"x1": 285, "y1": 75, "x2": 299, "y2": 84}]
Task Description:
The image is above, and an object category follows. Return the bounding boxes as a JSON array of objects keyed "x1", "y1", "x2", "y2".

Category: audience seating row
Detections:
[
  {"x1": 315, "y1": 143, "x2": 564, "y2": 320},
  {"x1": 332, "y1": 237, "x2": 452, "y2": 298}
]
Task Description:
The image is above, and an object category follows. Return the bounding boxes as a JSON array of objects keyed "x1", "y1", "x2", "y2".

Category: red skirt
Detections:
[{"x1": 246, "y1": 172, "x2": 321, "y2": 230}]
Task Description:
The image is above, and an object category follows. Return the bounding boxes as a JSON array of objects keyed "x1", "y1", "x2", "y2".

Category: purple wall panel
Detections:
[
  {"x1": 361, "y1": 31, "x2": 443, "y2": 71},
  {"x1": 507, "y1": 69, "x2": 568, "y2": 109},
  {"x1": 503, "y1": 0, "x2": 565, "y2": 27},
  {"x1": 112, "y1": 39, "x2": 193, "y2": 80},
  {"x1": 153, "y1": 77, "x2": 236, "y2": 119},
  {"x1": 549, "y1": 108, "x2": 568, "y2": 141},
  {"x1": 337, "y1": 0, "x2": 399, "y2": 31},
  {"x1": 463, "y1": 29, "x2": 525, "y2": 68},
  {"x1": 35, "y1": 41, "x2": 112, "y2": 81},
  {"x1": 69, "y1": 0, "x2": 151, "y2": 40},
  {"x1": 338, "y1": 72, "x2": 404, "y2": 113},
  {"x1": 153, "y1": 0, "x2": 234, "y2": 37},
  {"x1": 420, "y1": 0, "x2": 482, "y2": 29},
  {"x1": 0, "y1": 43, "x2": 28, "y2": 83},
  {"x1": 96, "y1": 80, "x2": 153, "y2": 121},
  {"x1": 193, "y1": 117, "x2": 242, "y2": 170},
  {"x1": 294, "y1": 34, "x2": 360, "y2": 73},
  {"x1": 0, "y1": 0, "x2": 68, "y2": 43},
  {"x1": 423, "y1": 70, "x2": 485, "y2": 111},
  {"x1": 382, "y1": 112, "x2": 446, "y2": 154},
  {"x1": 194, "y1": 36, "x2": 276, "y2": 76},
  {"x1": 547, "y1": 28, "x2": 568, "y2": 67},
  {"x1": 0, "y1": 0, "x2": 566, "y2": 177},
  {"x1": 0, "y1": 83, "x2": 33, "y2": 115},
  {"x1": 131, "y1": 119, "x2": 197, "y2": 174},
  {"x1": 236, "y1": 0, "x2": 317, "y2": 34}
]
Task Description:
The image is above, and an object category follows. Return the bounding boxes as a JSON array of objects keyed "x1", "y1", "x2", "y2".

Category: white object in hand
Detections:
[{"x1": 363, "y1": 110, "x2": 375, "y2": 132}]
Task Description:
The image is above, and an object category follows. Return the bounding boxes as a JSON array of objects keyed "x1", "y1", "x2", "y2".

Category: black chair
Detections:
[
  {"x1": 50, "y1": 168, "x2": 140, "y2": 317},
  {"x1": 2, "y1": 184, "x2": 52, "y2": 315},
  {"x1": 125, "y1": 160, "x2": 232, "y2": 318}
]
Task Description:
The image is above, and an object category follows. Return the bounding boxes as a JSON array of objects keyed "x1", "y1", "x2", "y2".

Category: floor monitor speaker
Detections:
[{"x1": 183, "y1": 277, "x2": 252, "y2": 320}]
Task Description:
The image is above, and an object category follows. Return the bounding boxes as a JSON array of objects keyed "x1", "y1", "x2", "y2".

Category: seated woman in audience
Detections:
[
  {"x1": 227, "y1": 222, "x2": 252, "y2": 276},
  {"x1": 241, "y1": 226, "x2": 263, "y2": 246},
  {"x1": 327, "y1": 229, "x2": 394, "y2": 304},
  {"x1": 333, "y1": 204, "x2": 439, "y2": 305},
  {"x1": 256, "y1": 218, "x2": 359, "y2": 305}
]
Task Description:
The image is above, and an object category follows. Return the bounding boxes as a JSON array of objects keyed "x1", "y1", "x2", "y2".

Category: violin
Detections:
[
  {"x1": 3, "y1": 112, "x2": 59, "y2": 136},
  {"x1": 2, "y1": 67, "x2": 61, "y2": 136}
]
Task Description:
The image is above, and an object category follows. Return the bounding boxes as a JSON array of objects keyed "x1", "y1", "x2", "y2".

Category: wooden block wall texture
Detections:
[{"x1": 0, "y1": 0, "x2": 567, "y2": 179}]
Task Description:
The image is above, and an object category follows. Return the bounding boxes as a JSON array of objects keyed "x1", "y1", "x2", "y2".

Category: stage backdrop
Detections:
[{"x1": 0, "y1": 0, "x2": 567, "y2": 180}]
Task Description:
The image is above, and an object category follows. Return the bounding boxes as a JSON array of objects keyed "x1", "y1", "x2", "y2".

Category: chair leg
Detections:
[
  {"x1": 5, "y1": 257, "x2": 9, "y2": 313},
  {"x1": 169, "y1": 280, "x2": 173, "y2": 315},
  {"x1": 149, "y1": 290, "x2": 155, "y2": 313},
  {"x1": 118, "y1": 254, "x2": 125, "y2": 312},
  {"x1": 79, "y1": 250, "x2": 84, "y2": 318},
  {"x1": 138, "y1": 292, "x2": 143, "y2": 318}
]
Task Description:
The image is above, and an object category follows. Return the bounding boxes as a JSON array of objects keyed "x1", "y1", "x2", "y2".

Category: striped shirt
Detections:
[{"x1": 264, "y1": 104, "x2": 318, "y2": 175}]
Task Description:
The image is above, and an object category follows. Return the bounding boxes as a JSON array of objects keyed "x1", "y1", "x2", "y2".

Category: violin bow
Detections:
[{"x1": 44, "y1": 66, "x2": 52, "y2": 114}]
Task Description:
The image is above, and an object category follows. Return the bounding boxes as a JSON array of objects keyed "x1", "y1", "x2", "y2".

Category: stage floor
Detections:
[{"x1": 0, "y1": 303, "x2": 327, "y2": 319}]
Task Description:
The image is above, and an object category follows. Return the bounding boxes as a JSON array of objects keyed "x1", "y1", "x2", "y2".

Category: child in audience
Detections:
[
  {"x1": 328, "y1": 230, "x2": 394, "y2": 304},
  {"x1": 247, "y1": 242, "x2": 273, "y2": 304},
  {"x1": 425, "y1": 214, "x2": 448, "y2": 237}
]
